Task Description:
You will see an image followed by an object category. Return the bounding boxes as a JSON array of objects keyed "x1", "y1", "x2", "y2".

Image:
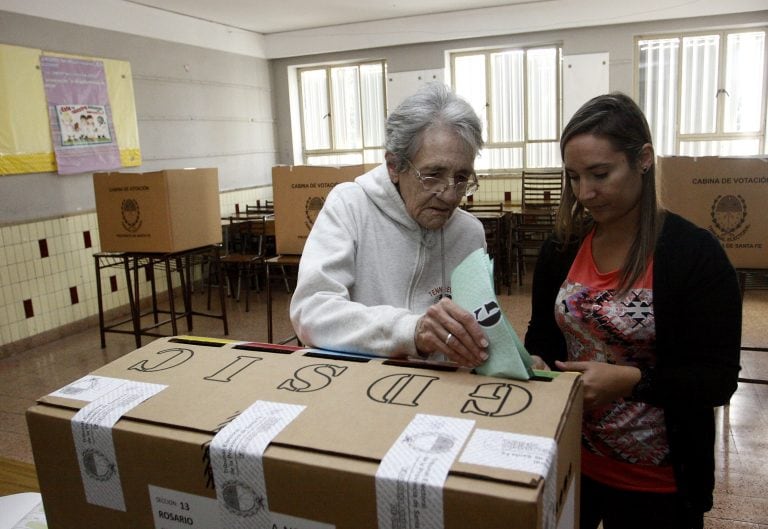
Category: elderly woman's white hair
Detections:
[{"x1": 385, "y1": 82, "x2": 483, "y2": 172}]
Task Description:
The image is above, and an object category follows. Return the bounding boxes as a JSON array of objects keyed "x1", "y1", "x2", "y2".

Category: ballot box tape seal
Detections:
[
  {"x1": 209, "y1": 400, "x2": 306, "y2": 529},
  {"x1": 68, "y1": 378, "x2": 168, "y2": 511},
  {"x1": 459, "y1": 429, "x2": 558, "y2": 529},
  {"x1": 375, "y1": 413, "x2": 476, "y2": 529}
]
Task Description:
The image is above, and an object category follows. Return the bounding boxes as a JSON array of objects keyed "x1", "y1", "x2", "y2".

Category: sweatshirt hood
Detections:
[{"x1": 355, "y1": 163, "x2": 444, "y2": 247}]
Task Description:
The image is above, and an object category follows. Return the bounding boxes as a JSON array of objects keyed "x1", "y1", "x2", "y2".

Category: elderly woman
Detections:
[{"x1": 290, "y1": 83, "x2": 490, "y2": 366}]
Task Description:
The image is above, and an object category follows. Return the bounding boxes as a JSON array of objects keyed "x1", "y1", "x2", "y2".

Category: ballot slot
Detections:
[
  {"x1": 234, "y1": 343, "x2": 297, "y2": 354},
  {"x1": 302, "y1": 350, "x2": 373, "y2": 363},
  {"x1": 168, "y1": 337, "x2": 227, "y2": 347},
  {"x1": 382, "y1": 359, "x2": 459, "y2": 372}
]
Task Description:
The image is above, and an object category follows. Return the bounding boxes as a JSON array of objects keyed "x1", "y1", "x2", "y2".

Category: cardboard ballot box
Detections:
[
  {"x1": 93, "y1": 168, "x2": 221, "y2": 253},
  {"x1": 27, "y1": 337, "x2": 582, "y2": 529},
  {"x1": 657, "y1": 156, "x2": 768, "y2": 268},
  {"x1": 272, "y1": 164, "x2": 377, "y2": 255}
]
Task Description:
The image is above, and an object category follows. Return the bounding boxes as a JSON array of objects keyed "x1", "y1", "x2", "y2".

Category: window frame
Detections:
[
  {"x1": 296, "y1": 59, "x2": 388, "y2": 165},
  {"x1": 635, "y1": 27, "x2": 768, "y2": 156},
  {"x1": 449, "y1": 43, "x2": 563, "y2": 174}
]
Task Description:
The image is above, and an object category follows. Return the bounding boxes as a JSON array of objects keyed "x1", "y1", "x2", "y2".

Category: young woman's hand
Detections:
[{"x1": 555, "y1": 360, "x2": 641, "y2": 409}]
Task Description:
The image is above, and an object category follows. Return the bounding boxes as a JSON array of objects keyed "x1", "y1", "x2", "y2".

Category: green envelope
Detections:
[{"x1": 451, "y1": 248, "x2": 534, "y2": 380}]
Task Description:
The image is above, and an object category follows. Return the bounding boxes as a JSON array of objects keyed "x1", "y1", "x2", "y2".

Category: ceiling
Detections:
[
  {"x1": 125, "y1": 0, "x2": 546, "y2": 35},
  {"x1": 3, "y1": 0, "x2": 765, "y2": 59}
]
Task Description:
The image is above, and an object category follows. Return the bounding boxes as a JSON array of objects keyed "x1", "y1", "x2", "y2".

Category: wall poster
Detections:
[{"x1": 40, "y1": 55, "x2": 121, "y2": 175}]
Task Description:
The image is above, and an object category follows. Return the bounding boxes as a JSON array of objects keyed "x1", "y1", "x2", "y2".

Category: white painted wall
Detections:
[
  {"x1": 387, "y1": 70, "x2": 445, "y2": 110},
  {"x1": 563, "y1": 53, "x2": 610, "y2": 126},
  {"x1": 0, "y1": 0, "x2": 266, "y2": 57}
]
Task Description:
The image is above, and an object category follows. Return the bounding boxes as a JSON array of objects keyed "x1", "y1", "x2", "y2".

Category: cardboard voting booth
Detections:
[
  {"x1": 93, "y1": 168, "x2": 221, "y2": 253},
  {"x1": 657, "y1": 156, "x2": 768, "y2": 268},
  {"x1": 27, "y1": 337, "x2": 582, "y2": 529},
  {"x1": 272, "y1": 164, "x2": 377, "y2": 255}
]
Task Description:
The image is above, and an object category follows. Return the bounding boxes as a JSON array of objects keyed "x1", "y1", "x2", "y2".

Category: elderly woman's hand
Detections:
[{"x1": 414, "y1": 298, "x2": 489, "y2": 367}]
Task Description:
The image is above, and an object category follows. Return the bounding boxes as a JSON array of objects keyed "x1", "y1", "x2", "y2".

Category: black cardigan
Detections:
[{"x1": 524, "y1": 212, "x2": 742, "y2": 516}]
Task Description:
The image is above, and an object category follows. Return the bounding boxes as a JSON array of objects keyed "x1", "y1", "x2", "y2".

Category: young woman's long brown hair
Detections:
[{"x1": 555, "y1": 92, "x2": 666, "y2": 296}]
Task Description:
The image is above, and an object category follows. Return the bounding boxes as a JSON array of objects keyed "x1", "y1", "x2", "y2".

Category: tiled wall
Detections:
[
  {"x1": 0, "y1": 187, "x2": 271, "y2": 353},
  {"x1": 474, "y1": 175, "x2": 522, "y2": 204}
]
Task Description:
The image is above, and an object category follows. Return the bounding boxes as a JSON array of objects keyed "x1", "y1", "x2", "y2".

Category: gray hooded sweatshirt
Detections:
[{"x1": 289, "y1": 163, "x2": 486, "y2": 357}]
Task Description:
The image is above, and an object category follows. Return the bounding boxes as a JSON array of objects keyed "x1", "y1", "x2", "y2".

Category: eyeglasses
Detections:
[{"x1": 405, "y1": 159, "x2": 479, "y2": 197}]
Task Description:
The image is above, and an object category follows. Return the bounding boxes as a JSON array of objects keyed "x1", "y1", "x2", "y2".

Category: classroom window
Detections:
[
  {"x1": 450, "y1": 45, "x2": 562, "y2": 173},
  {"x1": 637, "y1": 28, "x2": 767, "y2": 156},
  {"x1": 298, "y1": 60, "x2": 387, "y2": 165}
]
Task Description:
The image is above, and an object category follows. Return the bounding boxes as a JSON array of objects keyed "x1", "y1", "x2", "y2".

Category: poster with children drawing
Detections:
[
  {"x1": 56, "y1": 104, "x2": 113, "y2": 146},
  {"x1": 40, "y1": 56, "x2": 121, "y2": 175}
]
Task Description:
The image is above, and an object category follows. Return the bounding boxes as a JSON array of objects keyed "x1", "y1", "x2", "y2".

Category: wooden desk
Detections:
[
  {"x1": 221, "y1": 215, "x2": 275, "y2": 253},
  {"x1": 462, "y1": 200, "x2": 521, "y2": 213},
  {"x1": 0, "y1": 458, "x2": 38, "y2": 495},
  {"x1": 469, "y1": 210, "x2": 508, "y2": 221},
  {"x1": 222, "y1": 211, "x2": 275, "y2": 223},
  {"x1": 266, "y1": 254, "x2": 301, "y2": 343}
]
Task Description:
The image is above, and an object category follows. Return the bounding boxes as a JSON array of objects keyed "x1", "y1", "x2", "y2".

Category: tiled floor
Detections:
[{"x1": 0, "y1": 272, "x2": 766, "y2": 528}]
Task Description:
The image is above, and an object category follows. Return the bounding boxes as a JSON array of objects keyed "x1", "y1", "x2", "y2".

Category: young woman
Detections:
[{"x1": 524, "y1": 93, "x2": 741, "y2": 529}]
